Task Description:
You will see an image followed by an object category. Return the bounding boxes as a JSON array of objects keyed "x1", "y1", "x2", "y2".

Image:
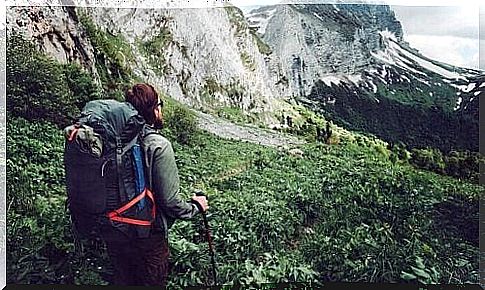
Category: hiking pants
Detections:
[{"x1": 105, "y1": 233, "x2": 170, "y2": 286}]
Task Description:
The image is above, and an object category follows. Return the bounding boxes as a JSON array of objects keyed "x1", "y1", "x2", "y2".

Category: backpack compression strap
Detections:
[
  {"x1": 107, "y1": 188, "x2": 156, "y2": 226},
  {"x1": 68, "y1": 128, "x2": 79, "y2": 141}
]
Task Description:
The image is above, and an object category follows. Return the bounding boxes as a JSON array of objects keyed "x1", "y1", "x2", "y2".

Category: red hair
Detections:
[{"x1": 125, "y1": 83, "x2": 159, "y2": 124}]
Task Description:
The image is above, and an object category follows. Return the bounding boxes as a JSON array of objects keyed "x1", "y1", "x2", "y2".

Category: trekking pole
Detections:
[{"x1": 194, "y1": 190, "x2": 217, "y2": 286}]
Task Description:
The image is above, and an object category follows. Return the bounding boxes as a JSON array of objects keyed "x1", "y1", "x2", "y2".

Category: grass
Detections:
[{"x1": 6, "y1": 115, "x2": 480, "y2": 286}]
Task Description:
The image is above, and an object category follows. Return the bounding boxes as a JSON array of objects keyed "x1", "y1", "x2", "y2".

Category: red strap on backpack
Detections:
[
  {"x1": 107, "y1": 188, "x2": 156, "y2": 226},
  {"x1": 68, "y1": 128, "x2": 79, "y2": 142}
]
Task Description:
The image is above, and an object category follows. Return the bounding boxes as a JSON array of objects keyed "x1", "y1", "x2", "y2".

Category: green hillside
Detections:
[{"x1": 6, "y1": 32, "x2": 481, "y2": 287}]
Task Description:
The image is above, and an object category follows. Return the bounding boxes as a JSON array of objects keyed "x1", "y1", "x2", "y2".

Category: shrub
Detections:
[
  {"x1": 410, "y1": 147, "x2": 445, "y2": 173},
  {"x1": 63, "y1": 63, "x2": 102, "y2": 110},
  {"x1": 443, "y1": 150, "x2": 481, "y2": 182},
  {"x1": 389, "y1": 142, "x2": 411, "y2": 163},
  {"x1": 6, "y1": 32, "x2": 101, "y2": 127},
  {"x1": 409, "y1": 147, "x2": 483, "y2": 182},
  {"x1": 7, "y1": 32, "x2": 74, "y2": 126},
  {"x1": 162, "y1": 99, "x2": 198, "y2": 145}
]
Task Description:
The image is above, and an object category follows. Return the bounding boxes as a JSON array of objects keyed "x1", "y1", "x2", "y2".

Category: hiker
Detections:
[
  {"x1": 286, "y1": 115, "x2": 293, "y2": 127},
  {"x1": 316, "y1": 126, "x2": 322, "y2": 142},
  {"x1": 64, "y1": 83, "x2": 208, "y2": 287},
  {"x1": 105, "y1": 83, "x2": 209, "y2": 286}
]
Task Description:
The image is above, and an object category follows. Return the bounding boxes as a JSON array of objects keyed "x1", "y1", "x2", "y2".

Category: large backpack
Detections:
[{"x1": 64, "y1": 99, "x2": 155, "y2": 239}]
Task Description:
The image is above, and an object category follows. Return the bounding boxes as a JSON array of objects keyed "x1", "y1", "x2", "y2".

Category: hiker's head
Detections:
[{"x1": 125, "y1": 83, "x2": 164, "y2": 129}]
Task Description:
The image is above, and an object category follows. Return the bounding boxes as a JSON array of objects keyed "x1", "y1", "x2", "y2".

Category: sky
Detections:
[
  {"x1": 391, "y1": 6, "x2": 481, "y2": 70},
  {"x1": 232, "y1": 0, "x2": 483, "y2": 70}
]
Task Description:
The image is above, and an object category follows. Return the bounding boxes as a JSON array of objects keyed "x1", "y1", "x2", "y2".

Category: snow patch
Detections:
[
  {"x1": 372, "y1": 36, "x2": 466, "y2": 81},
  {"x1": 379, "y1": 29, "x2": 398, "y2": 42},
  {"x1": 380, "y1": 65, "x2": 387, "y2": 78},
  {"x1": 401, "y1": 75, "x2": 410, "y2": 82},
  {"x1": 416, "y1": 78, "x2": 430, "y2": 86},
  {"x1": 451, "y1": 83, "x2": 477, "y2": 92},
  {"x1": 474, "y1": 91, "x2": 481, "y2": 96},
  {"x1": 395, "y1": 44, "x2": 467, "y2": 80},
  {"x1": 479, "y1": 82, "x2": 485, "y2": 88},
  {"x1": 454, "y1": 97, "x2": 462, "y2": 111},
  {"x1": 320, "y1": 76, "x2": 342, "y2": 86},
  {"x1": 313, "y1": 12, "x2": 324, "y2": 22},
  {"x1": 371, "y1": 50, "x2": 396, "y2": 66},
  {"x1": 464, "y1": 83, "x2": 476, "y2": 92},
  {"x1": 347, "y1": 74, "x2": 362, "y2": 84},
  {"x1": 368, "y1": 81, "x2": 378, "y2": 93},
  {"x1": 371, "y1": 44, "x2": 427, "y2": 77},
  {"x1": 450, "y1": 84, "x2": 467, "y2": 91}
]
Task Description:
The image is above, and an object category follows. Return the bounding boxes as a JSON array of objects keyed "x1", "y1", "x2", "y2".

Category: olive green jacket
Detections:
[{"x1": 142, "y1": 126, "x2": 200, "y2": 239}]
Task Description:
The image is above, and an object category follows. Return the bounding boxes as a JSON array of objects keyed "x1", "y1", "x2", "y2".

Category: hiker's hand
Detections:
[{"x1": 192, "y1": 195, "x2": 209, "y2": 212}]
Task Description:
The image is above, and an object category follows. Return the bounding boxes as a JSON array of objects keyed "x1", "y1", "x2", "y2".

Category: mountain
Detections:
[
  {"x1": 247, "y1": 3, "x2": 483, "y2": 152},
  {"x1": 7, "y1": 3, "x2": 483, "y2": 152},
  {"x1": 7, "y1": 4, "x2": 289, "y2": 124}
]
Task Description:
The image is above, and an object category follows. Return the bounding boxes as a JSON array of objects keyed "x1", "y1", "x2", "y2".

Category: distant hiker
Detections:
[
  {"x1": 316, "y1": 126, "x2": 322, "y2": 141},
  {"x1": 286, "y1": 115, "x2": 293, "y2": 127},
  {"x1": 64, "y1": 83, "x2": 208, "y2": 287},
  {"x1": 280, "y1": 113, "x2": 286, "y2": 125},
  {"x1": 325, "y1": 122, "x2": 332, "y2": 143}
]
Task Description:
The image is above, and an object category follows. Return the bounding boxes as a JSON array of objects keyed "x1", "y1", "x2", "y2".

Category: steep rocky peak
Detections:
[{"x1": 295, "y1": 4, "x2": 403, "y2": 41}]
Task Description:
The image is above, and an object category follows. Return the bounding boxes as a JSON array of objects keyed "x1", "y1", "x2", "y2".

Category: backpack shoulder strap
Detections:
[
  {"x1": 139, "y1": 126, "x2": 162, "y2": 192},
  {"x1": 115, "y1": 133, "x2": 140, "y2": 204}
]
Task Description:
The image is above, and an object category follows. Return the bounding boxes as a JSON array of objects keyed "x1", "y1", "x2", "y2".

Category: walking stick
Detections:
[{"x1": 194, "y1": 190, "x2": 217, "y2": 286}]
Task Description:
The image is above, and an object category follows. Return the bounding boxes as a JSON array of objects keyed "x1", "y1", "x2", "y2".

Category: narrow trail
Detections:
[{"x1": 194, "y1": 110, "x2": 305, "y2": 148}]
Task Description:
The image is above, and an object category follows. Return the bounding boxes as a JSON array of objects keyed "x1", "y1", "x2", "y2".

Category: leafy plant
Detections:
[
  {"x1": 401, "y1": 257, "x2": 440, "y2": 284},
  {"x1": 7, "y1": 33, "x2": 75, "y2": 126},
  {"x1": 162, "y1": 98, "x2": 198, "y2": 145}
]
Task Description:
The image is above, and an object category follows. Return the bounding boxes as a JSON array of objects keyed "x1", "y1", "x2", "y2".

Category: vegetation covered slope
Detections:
[
  {"x1": 6, "y1": 116, "x2": 481, "y2": 286},
  {"x1": 6, "y1": 32, "x2": 481, "y2": 287},
  {"x1": 306, "y1": 80, "x2": 479, "y2": 153}
]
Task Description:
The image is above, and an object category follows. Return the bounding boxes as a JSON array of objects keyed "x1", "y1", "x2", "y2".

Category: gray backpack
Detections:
[{"x1": 64, "y1": 99, "x2": 155, "y2": 239}]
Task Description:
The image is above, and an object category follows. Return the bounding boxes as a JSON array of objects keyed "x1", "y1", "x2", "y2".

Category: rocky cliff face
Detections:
[
  {"x1": 7, "y1": 3, "x2": 483, "y2": 137},
  {"x1": 247, "y1": 3, "x2": 483, "y2": 103},
  {"x1": 7, "y1": 4, "x2": 289, "y2": 124},
  {"x1": 7, "y1": 6, "x2": 97, "y2": 72},
  {"x1": 248, "y1": 4, "x2": 405, "y2": 98}
]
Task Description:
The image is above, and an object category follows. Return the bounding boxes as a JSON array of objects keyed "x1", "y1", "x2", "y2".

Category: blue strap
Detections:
[{"x1": 132, "y1": 144, "x2": 146, "y2": 210}]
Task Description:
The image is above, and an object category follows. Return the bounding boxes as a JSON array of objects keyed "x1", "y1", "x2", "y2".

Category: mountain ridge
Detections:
[
  {"x1": 6, "y1": 3, "x2": 483, "y2": 151},
  {"x1": 245, "y1": 3, "x2": 482, "y2": 151}
]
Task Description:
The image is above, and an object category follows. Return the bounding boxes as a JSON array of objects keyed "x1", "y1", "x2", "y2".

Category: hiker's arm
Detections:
[{"x1": 151, "y1": 142, "x2": 200, "y2": 219}]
